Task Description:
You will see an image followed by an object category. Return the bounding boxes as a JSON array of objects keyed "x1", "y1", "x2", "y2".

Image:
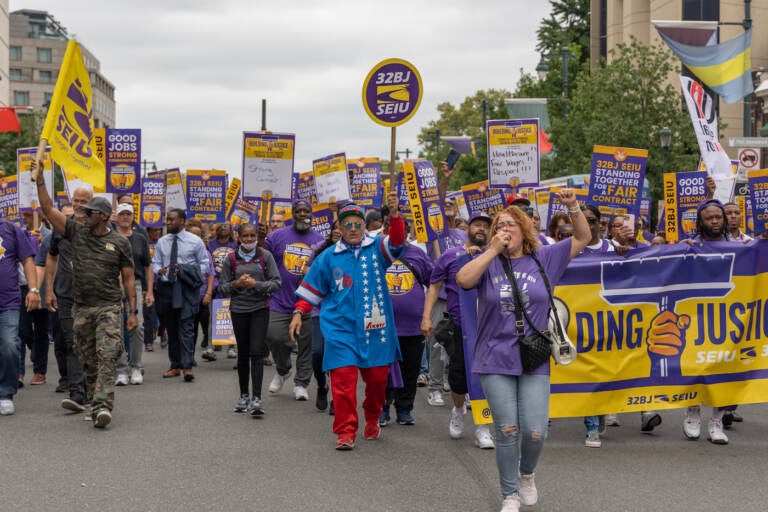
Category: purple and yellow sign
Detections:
[
  {"x1": 588, "y1": 145, "x2": 647, "y2": 219},
  {"x1": 186, "y1": 170, "x2": 227, "y2": 222},
  {"x1": 229, "y1": 197, "x2": 259, "y2": 229},
  {"x1": 293, "y1": 170, "x2": 317, "y2": 205},
  {"x1": 311, "y1": 205, "x2": 333, "y2": 239},
  {"x1": 395, "y1": 171, "x2": 412, "y2": 220},
  {"x1": 211, "y1": 299, "x2": 236, "y2": 346},
  {"x1": 0, "y1": 175, "x2": 20, "y2": 222},
  {"x1": 140, "y1": 177, "x2": 165, "y2": 228},
  {"x1": 461, "y1": 180, "x2": 506, "y2": 219},
  {"x1": 106, "y1": 128, "x2": 141, "y2": 194},
  {"x1": 348, "y1": 157, "x2": 382, "y2": 207},
  {"x1": 402, "y1": 160, "x2": 445, "y2": 243},
  {"x1": 748, "y1": 169, "x2": 768, "y2": 235},
  {"x1": 663, "y1": 171, "x2": 709, "y2": 242},
  {"x1": 547, "y1": 189, "x2": 588, "y2": 223},
  {"x1": 362, "y1": 58, "x2": 423, "y2": 127},
  {"x1": 242, "y1": 132, "x2": 295, "y2": 201},
  {"x1": 487, "y1": 118, "x2": 540, "y2": 188}
]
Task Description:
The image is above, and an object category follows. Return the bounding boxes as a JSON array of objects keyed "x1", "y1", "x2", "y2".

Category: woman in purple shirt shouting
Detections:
[{"x1": 456, "y1": 189, "x2": 589, "y2": 512}]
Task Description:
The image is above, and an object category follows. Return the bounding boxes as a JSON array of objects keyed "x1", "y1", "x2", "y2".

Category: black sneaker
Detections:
[
  {"x1": 315, "y1": 389, "x2": 328, "y2": 412},
  {"x1": 396, "y1": 409, "x2": 415, "y2": 426},
  {"x1": 722, "y1": 411, "x2": 734, "y2": 429},
  {"x1": 234, "y1": 394, "x2": 249, "y2": 413},
  {"x1": 328, "y1": 400, "x2": 334, "y2": 416},
  {"x1": 250, "y1": 397, "x2": 264, "y2": 416},
  {"x1": 55, "y1": 382, "x2": 68, "y2": 393}
]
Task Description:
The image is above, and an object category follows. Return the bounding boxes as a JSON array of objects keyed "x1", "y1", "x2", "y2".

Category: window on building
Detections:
[
  {"x1": 38, "y1": 70, "x2": 52, "y2": 83},
  {"x1": 10, "y1": 46, "x2": 22, "y2": 61},
  {"x1": 682, "y1": 0, "x2": 719, "y2": 21},
  {"x1": 44, "y1": 92, "x2": 54, "y2": 106},
  {"x1": 9, "y1": 68, "x2": 22, "y2": 81},
  {"x1": 13, "y1": 91, "x2": 30, "y2": 106},
  {"x1": 37, "y1": 47, "x2": 53, "y2": 63}
]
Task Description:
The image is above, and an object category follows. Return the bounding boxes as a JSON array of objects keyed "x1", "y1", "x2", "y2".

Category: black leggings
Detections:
[{"x1": 231, "y1": 309, "x2": 270, "y2": 397}]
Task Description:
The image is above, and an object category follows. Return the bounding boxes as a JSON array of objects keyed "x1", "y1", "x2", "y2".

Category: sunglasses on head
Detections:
[{"x1": 343, "y1": 221, "x2": 363, "y2": 230}]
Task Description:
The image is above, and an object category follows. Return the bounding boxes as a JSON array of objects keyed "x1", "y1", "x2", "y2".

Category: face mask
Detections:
[{"x1": 240, "y1": 241, "x2": 258, "y2": 251}]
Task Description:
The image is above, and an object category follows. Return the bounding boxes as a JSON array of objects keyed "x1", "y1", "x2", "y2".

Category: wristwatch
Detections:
[
  {"x1": 130, "y1": 309, "x2": 139, "y2": 315},
  {"x1": 28, "y1": 287, "x2": 40, "y2": 294}
]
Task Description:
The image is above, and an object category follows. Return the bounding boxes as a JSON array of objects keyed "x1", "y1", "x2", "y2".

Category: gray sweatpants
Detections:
[{"x1": 266, "y1": 311, "x2": 312, "y2": 388}]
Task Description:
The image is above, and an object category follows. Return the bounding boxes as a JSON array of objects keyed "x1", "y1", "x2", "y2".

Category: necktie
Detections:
[{"x1": 168, "y1": 235, "x2": 178, "y2": 283}]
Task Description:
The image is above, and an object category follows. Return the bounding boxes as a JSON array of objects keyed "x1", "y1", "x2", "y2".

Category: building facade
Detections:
[
  {"x1": 8, "y1": 9, "x2": 115, "y2": 128},
  {"x1": 590, "y1": 0, "x2": 768, "y2": 155},
  {"x1": 0, "y1": 0, "x2": 10, "y2": 106}
]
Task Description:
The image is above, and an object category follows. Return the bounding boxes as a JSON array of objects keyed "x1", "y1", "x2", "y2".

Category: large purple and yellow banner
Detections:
[
  {"x1": 186, "y1": 170, "x2": 227, "y2": 222},
  {"x1": 106, "y1": 128, "x2": 141, "y2": 194},
  {"x1": 402, "y1": 159, "x2": 445, "y2": 243},
  {"x1": 588, "y1": 145, "x2": 647, "y2": 219},
  {"x1": 663, "y1": 171, "x2": 709, "y2": 242},
  {"x1": 242, "y1": 132, "x2": 295, "y2": 200},
  {"x1": 348, "y1": 157, "x2": 383, "y2": 207},
  {"x1": 462, "y1": 241, "x2": 768, "y2": 420},
  {"x1": 486, "y1": 118, "x2": 540, "y2": 189},
  {"x1": 748, "y1": 169, "x2": 768, "y2": 236},
  {"x1": 140, "y1": 177, "x2": 165, "y2": 228}
]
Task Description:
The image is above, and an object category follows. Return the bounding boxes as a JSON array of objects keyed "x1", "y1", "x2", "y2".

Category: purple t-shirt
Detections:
[
  {"x1": 430, "y1": 245, "x2": 469, "y2": 324},
  {"x1": 0, "y1": 221, "x2": 37, "y2": 311},
  {"x1": 428, "y1": 228, "x2": 467, "y2": 301},
  {"x1": 386, "y1": 243, "x2": 433, "y2": 336},
  {"x1": 265, "y1": 226, "x2": 324, "y2": 314},
  {"x1": 471, "y1": 240, "x2": 572, "y2": 376}
]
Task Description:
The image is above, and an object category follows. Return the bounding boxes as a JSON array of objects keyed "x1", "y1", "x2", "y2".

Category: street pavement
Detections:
[{"x1": 4, "y1": 344, "x2": 768, "y2": 512}]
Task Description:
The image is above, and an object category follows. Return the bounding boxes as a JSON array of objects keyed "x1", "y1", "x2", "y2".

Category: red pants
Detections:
[{"x1": 329, "y1": 365, "x2": 389, "y2": 438}]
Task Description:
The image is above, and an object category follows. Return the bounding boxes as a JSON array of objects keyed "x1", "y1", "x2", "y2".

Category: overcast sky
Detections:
[{"x1": 12, "y1": 0, "x2": 553, "y2": 179}]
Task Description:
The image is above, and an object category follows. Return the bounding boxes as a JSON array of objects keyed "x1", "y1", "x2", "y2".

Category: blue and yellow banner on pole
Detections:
[
  {"x1": 106, "y1": 129, "x2": 141, "y2": 194},
  {"x1": 588, "y1": 145, "x2": 647, "y2": 219},
  {"x1": 185, "y1": 170, "x2": 227, "y2": 222},
  {"x1": 748, "y1": 169, "x2": 768, "y2": 236},
  {"x1": 39, "y1": 39, "x2": 105, "y2": 192},
  {"x1": 663, "y1": 171, "x2": 709, "y2": 242},
  {"x1": 140, "y1": 177, "x2": 165, "y2": 228},
  {"x1": 348, "y1": 157, "x2": 383, "y2": 207},
  {"x1": 461, "y1": 180, "x2": 506, "y2": 219},
  {"x1": 402, "y1": 159, "x2": 445, "y2": 243}
]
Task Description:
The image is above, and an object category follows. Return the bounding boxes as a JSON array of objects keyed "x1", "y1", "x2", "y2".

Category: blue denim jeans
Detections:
[
  {"x1": 480, "y1": 373, "x2": 550, "y2": 498},
  {"x1": 584, "y1": 415, "x2": 600, "y2": 433},
  {"x1": 0, "y1": 310, "x2": 21, "y2": 399}
]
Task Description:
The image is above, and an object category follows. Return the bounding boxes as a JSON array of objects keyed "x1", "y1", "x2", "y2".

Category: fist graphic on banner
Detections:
[{"x1": 645, "y1": 310, "x2": 691, "y2": 378}]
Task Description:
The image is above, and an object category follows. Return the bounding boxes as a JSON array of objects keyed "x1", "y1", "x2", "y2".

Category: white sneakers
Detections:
[
  {"x1": 0, "y1": 398, "x2": 14, "y2": 416},
  {"x1": 293, "y1": 385, "x2": 309, "y2": 401},
  {"x1": 426, "y1": 390, "x2": 445, "y2": 406},
  {"x1": 500, "y1": 494, "x2": 520, "y2": 512},
  {"x1": 683, "y1": 406, "x2": 702, "y2": 440},
  {"x1": 268, "y1": 371, "x2": 290, "y2": 394},
  {"x1": 474, "y1": 424, "x2": 495, "y2": 449},
  {"x1": 449, "y1": 405, "x2": 466, "y2": 439},
  {"x1": 708, "y1": 418, "x2": 729, "y2": 445},
  {"x1": 115, "y1": 373, "x2": 129, "y2": 386},
  {"x1": 226, "y1": 346, "x2": 237, "y2": 359},
  {"x1": 130, "y1": 368, "x2": 143, "y2": 385},
  {"x1": 518, "y1": 473, "x2": 538, "y2": 506},
  {"x1": 604, "y1": 413, "x2": 620, "y2": 426},
  {"x1": 585, "y1": 431, "x2": 602, "y2": 448}
]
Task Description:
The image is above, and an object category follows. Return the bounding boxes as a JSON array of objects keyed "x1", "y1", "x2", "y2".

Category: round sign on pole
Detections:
[
  {"x1": 362, "y1": 58, "x2": 423, "y2": 127},
  {"x1": 738, "y1": 147, "x2": 760, "y2": 170}
]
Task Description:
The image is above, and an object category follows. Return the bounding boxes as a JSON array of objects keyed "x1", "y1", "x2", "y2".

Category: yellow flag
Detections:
[{"x1": 40, "y1": 39, "x2": 105, "y2": 191}]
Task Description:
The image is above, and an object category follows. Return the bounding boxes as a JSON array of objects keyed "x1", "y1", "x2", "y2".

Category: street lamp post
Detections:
[
  {"x1": 536, "y1": 47, "x2": 574, "y2": 120},
  {"x1": 395, "y1": 149, "x2": 412, "y2": 160},
  {"x1": 659, "y1": 127, "x2": 672, "y2": 175}
]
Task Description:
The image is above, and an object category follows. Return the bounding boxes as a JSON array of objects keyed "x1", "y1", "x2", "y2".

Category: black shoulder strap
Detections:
[
  {"x1": 398, "y1": 255, "x2": 425, "y2": 289},
  {"x1": 498, "y1": 254, "x2": 528, "y2": 337}
]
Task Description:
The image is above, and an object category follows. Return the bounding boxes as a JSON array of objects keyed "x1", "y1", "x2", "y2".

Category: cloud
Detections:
[{"x1": 11, "y1": 0, "x2": 551, "y2": 179}]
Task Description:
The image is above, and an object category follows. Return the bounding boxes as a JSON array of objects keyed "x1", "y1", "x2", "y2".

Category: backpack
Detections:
[{"x1": 228, "y1": 248, "x2": 270, "y2": 305}]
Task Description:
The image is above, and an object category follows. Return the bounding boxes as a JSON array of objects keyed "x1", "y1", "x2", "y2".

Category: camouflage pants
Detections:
[{"x1": 73, "y1": 304, "x2": 123, "y2": 415}]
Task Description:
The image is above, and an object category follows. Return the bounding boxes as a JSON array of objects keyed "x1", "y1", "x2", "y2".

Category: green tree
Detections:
[
  {"x1": 549, "y1": 39, "x2": 701, "y2": 201},
  {"x1": 536, "y1": 0, "x2": 590, "y2": 62},
  {"x1": 416, "y1": 89, "x2": 511, "y2": 189},
  {"x1": 0, "y1": 111, "x2": 44, "y2": 177}
]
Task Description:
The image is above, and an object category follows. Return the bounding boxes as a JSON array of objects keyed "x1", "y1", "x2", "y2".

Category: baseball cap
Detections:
[
  {"x1": 116, "y1": 203, "x2": 134, "y2": 214},
  {"x1": 468, "y1": 212, "x2": 493, "y2": 226},
  {"x1": 83, "y1": 197, "x2": 113, "y2": 217},
  {"x1": 338, "y1": 203, "x2": 365, "y2": 223},
  {"x1": 506, "y1": 194, "x2": 531, "y2": 207}
]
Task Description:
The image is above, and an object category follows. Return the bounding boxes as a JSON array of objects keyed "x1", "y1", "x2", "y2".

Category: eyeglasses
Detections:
[
  {"x1": 85, "y1": 209, "x2": 100, "y2": 217},
  {"x1": 586, "y1": 218, "x2": 598, "y2": 225},
  {"x1": 496, "y1": 221, "x2": 519, "y2": 230},
  {"x1": 343, "y1": 221, "x2": 363, "y2": 230}
]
